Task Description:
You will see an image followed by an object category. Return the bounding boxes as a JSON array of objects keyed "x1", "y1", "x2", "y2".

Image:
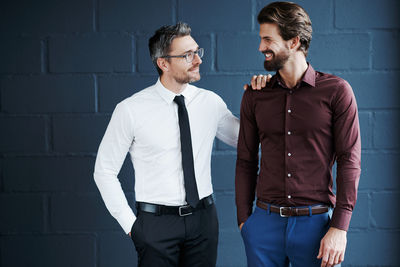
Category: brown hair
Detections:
[{"x1": 257, "y1": 1, "x2": 312, "y2": 56}]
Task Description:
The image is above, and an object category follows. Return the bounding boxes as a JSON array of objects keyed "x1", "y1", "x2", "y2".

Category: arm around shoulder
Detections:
[{"x1": 213, "y1": 92, "x2": 240, "y2": 147}]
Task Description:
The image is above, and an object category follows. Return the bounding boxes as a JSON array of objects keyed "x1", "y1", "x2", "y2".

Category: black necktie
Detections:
[{"x1": 174, "y1": 95, "x2": 199, "y2": 208}]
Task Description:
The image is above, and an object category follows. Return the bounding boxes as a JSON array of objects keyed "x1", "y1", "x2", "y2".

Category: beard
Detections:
[
  {"x1": 263, "y1": 48, "x2": 290, "y2": 72},
  {"x1": 173, "y1": 64, "x2": 201, "y2": 84}
]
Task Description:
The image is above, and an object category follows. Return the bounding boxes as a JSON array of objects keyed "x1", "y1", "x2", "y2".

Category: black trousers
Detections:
[{"x1": 130, "y1": 203, "x2": 219, "y2": 267}]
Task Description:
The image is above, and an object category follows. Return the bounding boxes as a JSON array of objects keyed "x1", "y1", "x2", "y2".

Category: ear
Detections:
[
  {"x1": 157, "y1": 57, "x2": 169, "y2": 73},
  {"x1": 290, "y1": 36, "x2": 301, "y2": 50}
]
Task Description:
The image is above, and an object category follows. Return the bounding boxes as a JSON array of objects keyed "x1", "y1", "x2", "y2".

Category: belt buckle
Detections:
[
  {"x1": 179, "y1": 205, "x2": 192, "y2": 216},
  {"x1": 279, "y1": 207, "x2": 291, "y2": 217}
]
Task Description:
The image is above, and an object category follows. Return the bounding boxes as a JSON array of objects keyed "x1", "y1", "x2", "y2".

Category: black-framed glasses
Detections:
[{"x1": 161, "y1": 48, "x2": 204, "y2": 63}]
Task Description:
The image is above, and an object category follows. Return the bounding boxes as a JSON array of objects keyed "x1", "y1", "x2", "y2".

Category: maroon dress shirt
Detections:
[{"x1": 235, "y1": 64, "x2": 361, "y2": 231}]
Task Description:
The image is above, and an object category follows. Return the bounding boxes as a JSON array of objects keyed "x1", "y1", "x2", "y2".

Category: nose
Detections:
[
  {"x1": 259, "y1": 41, "x2": 264, "y2": 52},
  {"x1": 192, "y1": 53, "x2": 202, "y2": 64}
]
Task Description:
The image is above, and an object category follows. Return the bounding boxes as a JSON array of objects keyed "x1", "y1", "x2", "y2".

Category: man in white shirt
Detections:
[{"x1": 94, "y1": 22, "x2": 240, "y2": 267}]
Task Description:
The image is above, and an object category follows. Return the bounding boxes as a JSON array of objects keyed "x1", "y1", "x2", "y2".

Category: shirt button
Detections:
[
  {"x1": 288, "y1": 131, "x2": 291, "y2": 135},
  {"x1": 288, "y1": 195, "x2": 292, "y2": 199},
  {"x1": 288, "y1": 153, "x2": 292, "y2": 156},
  {"x1": 288, "y1": 109, "x2": 292, "y2": 113},
  {"x1": 289, "y1": 90, "x2": 293, "y2": 94},
  {"x1": 287, "y1": 173, "x2": 291, "y2": 177}
]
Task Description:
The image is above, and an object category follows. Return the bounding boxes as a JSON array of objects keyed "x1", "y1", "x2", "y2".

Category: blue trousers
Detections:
[{"x1": 241, "y1": 205, "x2": 336, "y2": 267}]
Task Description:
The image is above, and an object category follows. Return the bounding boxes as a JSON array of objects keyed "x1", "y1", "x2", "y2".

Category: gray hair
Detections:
[{"x1": 148, "y1": 22, "x2": 192, "y2": 75}]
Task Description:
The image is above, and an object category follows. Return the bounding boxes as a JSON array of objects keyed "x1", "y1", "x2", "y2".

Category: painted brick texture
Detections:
[
  {"x1": 0, "y1": 1, "x2": 398, "y2": 266},
  {"x1": 1, "y1": 75, "x2": 95, "y2": 113}
]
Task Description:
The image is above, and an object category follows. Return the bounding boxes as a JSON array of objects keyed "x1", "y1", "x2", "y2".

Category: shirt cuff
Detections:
[
  {"x1": 117, "y1": 207, "x2": 136, "y2": 234},
  {"x1": 330, "y1": 207, "x2": 353, "y2": 231},
  {"x1": 237, "y1": 205, "x2": 252, "y2": 225}
]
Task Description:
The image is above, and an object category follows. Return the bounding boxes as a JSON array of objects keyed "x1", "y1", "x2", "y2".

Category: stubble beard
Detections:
[
  {"x1": 174, "y1": 64, "x2": 201, "y2": 84},
  {"x1": 263, "y1": 49, "x2": 290, "y2": 72}
]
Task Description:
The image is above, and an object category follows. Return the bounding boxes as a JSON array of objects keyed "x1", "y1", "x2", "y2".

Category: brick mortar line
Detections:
[
  {"x1": 93, "y1": 0, "x2": 99, "y2": 32},
  {"x1": 0, "y1": 113, "x2": 112, "y2": 117},
  {"x1": 211, "y1": 150, "x2": 237, "y2": 156},
  {"x1": 212, "y1": 190, "x2": 400, "y2": 194},
  {"x1": 0, "y1": 73, "x2": 101, "y2": 78},
  {"x1": 2, "y1": 69, "x2": 399, "y2": 76},
  {"x1": 356, "y1": 190, "x2": 400, "y2": 193},
  {"x1": 214, "y1": 34, "x2": 219, "y2": 73},
  {"x1": 367, "y1": 190, "x2": 373, "y2": 230},
  {"x1": 0, "y1": 190, "x2": 134, "y2": 194},
  {"x1": 0, "y1": 232, "x2": 99, "y2": 237},
  {"x1": 213, "y1": 190, "x2": 235, "y2": 195},
  {"x1": 251, "y1": 0, "x2": 257, "y2": 32},
  {"x1": 368, "y1": 31, "x2": 373, "y2": 70},
  {"x1": 93, "y1": 74, "x2": 99, "y2": 113},
  {"x1": 43, "y1": 194, "x2": 50, "y2": 233},
  {"x1": 358, "y1": 108, "x2": 400, "y2": 111},
  {"x1": 346, "y1": 229, "x2": 399, "y2": 233},
  {"x1": 131, "y1": 35, "x2": 136, "y2": 73},
  {"x1": 210, "y1": 33, "x2": 216, "y2": 72},
  {"x1": 40, "y1": 38, "x2": 48, "y2": 74},
  {"x1": 45, "y1": 31, "x2": 135, "y2": 37},
  {"x1": 0, "y1": 153, "x2": 98, "y2": 158},
  {"x1": 48, "y1": 191, "x2": 99, "y2": 197},
  {"x1": 94, "y1": 231, "x2": 99, "y2": 267},
  {"x1": 44, "y1": 115, "x2": 52, "y2": 153},
  {"x1": 371, "y1": 112, "x2": 377, "y2": 149},
  {"x1": 9, "y1": 70, "x2": 397, "y2": 77},
  {"x1": 172, "y1": 0, "x2": 177, "y2": 24},
  {"x1": 357, "y1": 189, "x2": 400, "y2": 193},
  {"x1": 0, "y1": 159, "x2": 3, "y2": 192},
  {"x1": 32, "y1": 68, "x2": 399, "y2": 75},
  {"x1": 4, "y1": 29, "x2": 398, "y2": 38},
  {"x1": 331, "y1": 0, "x2": 336, "y2": 30}
]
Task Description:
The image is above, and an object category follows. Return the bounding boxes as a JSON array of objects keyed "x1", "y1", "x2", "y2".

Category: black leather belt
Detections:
[
  {"x1": 136, "y1": 195, "x2": 214, "y2": 216},
  {"x1": 256, "y1": 200, "x2": 329, "y2": 217}
]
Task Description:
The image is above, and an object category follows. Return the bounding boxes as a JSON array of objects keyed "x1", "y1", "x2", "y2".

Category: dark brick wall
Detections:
[{"x1": 1, "y1": 0, "x2": 399, "y2": 266}]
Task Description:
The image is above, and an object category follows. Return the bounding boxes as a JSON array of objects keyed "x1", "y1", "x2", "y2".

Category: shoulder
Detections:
[
  {"x1": 316, "y1": 72, "x2": 356, "y2": 108},
  {"x1": 109, "y1": 83, "x2": 158, "y2": 120},
  {"x1": 118, "y1": 83, "x2": 157, "y2": 107},
  {"x1": 241, "y1": 85, "x2": 261, "y2": 106},
  {"x1": 315, "y1": 71, "x2": 352, "y2": 93},
  {"x1": 190, "y1": 84, "x2": 226, "y2": 104}
]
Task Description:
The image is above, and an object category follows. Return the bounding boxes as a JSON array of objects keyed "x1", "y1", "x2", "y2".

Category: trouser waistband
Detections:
[
  {"x1": 136, "y1": 195, "x2": 214, "y2": 216},
  {"x1": 256, "y1": 199, "x2": 329, "y2": 217}
]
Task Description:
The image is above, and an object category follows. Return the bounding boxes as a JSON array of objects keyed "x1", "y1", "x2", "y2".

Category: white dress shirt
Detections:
[{"x1": 94, "y1": 79, "x2": 239, "y2": 234}]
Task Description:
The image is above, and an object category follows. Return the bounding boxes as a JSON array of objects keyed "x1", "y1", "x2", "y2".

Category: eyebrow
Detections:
[
  {"x1": 182, "y1": 46, "x2": 200, "y2": 54},
  {"x1": 261, "y1": 36, "x2": 272, "y2": 40}
]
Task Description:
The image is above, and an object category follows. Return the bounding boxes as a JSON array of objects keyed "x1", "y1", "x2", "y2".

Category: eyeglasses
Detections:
[{"x1": 161, "y1": 48, "x2": 204, "y2": 63}]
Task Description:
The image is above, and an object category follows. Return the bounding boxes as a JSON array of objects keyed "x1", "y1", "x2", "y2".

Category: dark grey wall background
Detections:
[{"x1": 0, "y1": 0, "x2": 399, "y2": 266}]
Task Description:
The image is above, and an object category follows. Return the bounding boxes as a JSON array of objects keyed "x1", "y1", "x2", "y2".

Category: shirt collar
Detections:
[
  {"x1": 155, "y1": 79, "x2": 198, "y2": 104},
  {"x1": 269, "y1": 63, "x2": 316, "y2": 89},
  {"x1": 302, "y1": 64, "x2": 316, "y2": 87}
]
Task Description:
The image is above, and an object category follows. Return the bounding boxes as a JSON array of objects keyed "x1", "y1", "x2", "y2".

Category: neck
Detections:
[
  {"x1": 278, "y1": 53, "x2": 308, "y2": 89},
  {"x1": 160, "y1": 75, "x2": 187, "y2": 94}
]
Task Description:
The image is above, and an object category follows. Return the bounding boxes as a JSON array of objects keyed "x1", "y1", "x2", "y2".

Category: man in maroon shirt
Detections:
[{"x1": 235, "y1": 2, "x2": 361, "y2": 267}]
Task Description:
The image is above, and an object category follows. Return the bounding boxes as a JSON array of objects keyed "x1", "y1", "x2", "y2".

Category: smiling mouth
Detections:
[
  {"x1": 189, "y1": 65, "x2": 200, "y2": 72},
  {"x1": 264, "y1": 52, "x2": 273, "y2": 61}
]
